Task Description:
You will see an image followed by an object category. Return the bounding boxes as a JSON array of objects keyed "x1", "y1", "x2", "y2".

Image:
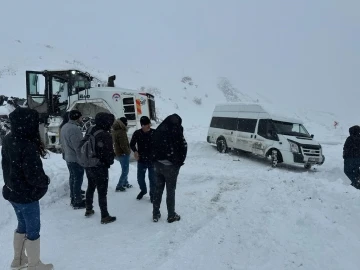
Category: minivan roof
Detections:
[{"x1": 214, "y1": 102, "x2": 303, "y2": 124}]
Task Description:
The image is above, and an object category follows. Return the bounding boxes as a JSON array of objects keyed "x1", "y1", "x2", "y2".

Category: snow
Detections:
[
  {"x1": 0, "y1": 21, "x2": 359, "y2": 270},
  {"x1": 1, "y1": 124, "x2": 360, "y2": 270}
]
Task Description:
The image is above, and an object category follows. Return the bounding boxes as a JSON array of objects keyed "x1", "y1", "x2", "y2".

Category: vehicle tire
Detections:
[
  {"x1": 271, "y1": 149, "x2": 279, "y2": 168},
  {"x1": 217, "y1": 138, "x2": 228, "y2": 153},
  {"x1": 304, "y1": 164, "x2": 312, "y2": 170}
]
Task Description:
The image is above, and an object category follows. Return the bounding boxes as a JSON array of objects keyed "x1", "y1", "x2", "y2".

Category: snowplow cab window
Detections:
[{"x1": 29, "y1": 73, "x2": 45, "y2": 95}]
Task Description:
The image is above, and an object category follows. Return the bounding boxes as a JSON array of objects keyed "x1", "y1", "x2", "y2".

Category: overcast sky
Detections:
[{"x1": 1, "y1": 0, "x2": 359, "y2": 121}]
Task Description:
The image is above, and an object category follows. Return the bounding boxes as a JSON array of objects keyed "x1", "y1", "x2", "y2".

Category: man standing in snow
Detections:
[
  {"x1": 343, "y1": 125, "x2": 360, "y2": 189},
  {"x1": 130, "y1": 116, "x2": 156, "y2": 202},
  {"x1": 60, "y1": 110, "x2": 86, "y2": 209},
  {"x1": 83, "y1": 112, "x2": 117, "y2": 224},
  {"x1": 112, "y1": 117, "x2": 132, "y2": 192},
  {"x1": 152, "y1": 114, "x2": 187, "y2": 223}
]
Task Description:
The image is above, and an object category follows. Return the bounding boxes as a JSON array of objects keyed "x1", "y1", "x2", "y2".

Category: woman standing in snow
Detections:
[{"x1": 2, "y1": 107, "x2": 53, "y2": 270}]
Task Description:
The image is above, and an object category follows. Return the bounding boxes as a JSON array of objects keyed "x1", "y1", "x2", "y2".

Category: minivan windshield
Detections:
[{"x1": 272, "y1": 120, "x2": 311, "y2": 137}]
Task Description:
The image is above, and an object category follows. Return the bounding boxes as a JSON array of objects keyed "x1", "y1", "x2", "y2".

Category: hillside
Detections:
[{"x1": 0, "y1": 38, "x2": 351, "y2": 145}]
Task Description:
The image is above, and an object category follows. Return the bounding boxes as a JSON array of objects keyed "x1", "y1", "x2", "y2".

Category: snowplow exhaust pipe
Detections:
[{"x1": 107, "y1": 75, "x2": 116, "y2": 87}]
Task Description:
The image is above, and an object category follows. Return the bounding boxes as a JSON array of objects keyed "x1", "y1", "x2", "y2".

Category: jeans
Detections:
[
  {"x1": 10, "y1": 201, "x2": 41, "y2": 241},
  {"x1": 115, "y1": 155, "x2": 130, "y2": 188},
  {"x1": 153, "y1": 162, "x2": 180, "y2": 218},
  {"x1": 137, "y1": 161, "x2": 156, "y2": 199},
  {"x1": 67, "y1": 162, "x2": 84, "y2": 204},
  {"x1": 344, "y1": 158, "x2": 360, "y2": 188},
  {"x1": 85, "y1": 167, "x2": 110, "y2": 218}
]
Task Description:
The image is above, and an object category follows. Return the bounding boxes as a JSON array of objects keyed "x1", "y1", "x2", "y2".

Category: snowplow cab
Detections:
[{"x1": 26, "y1": 70, "x2": 96, "y2": 121}]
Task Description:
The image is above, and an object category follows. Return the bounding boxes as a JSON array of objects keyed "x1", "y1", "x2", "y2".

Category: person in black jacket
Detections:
[
  {"x1": 2, "y1": 107, "x2": 53, "y2": 270},
  {"x1": 130, "y1": 116, "x2": 156, "y2": 201},
  {"x1": 343, "y1": 125, "x2": 360, "y2": 189},
  {"x1": 151, "y1": 114, "x2": 187, "y2": 223},
  {"x1": 84, "y1": 112, "x2": 116, "y2": 224}
]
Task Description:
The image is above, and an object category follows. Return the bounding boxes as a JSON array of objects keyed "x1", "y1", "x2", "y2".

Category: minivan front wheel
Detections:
[
  {"x1": 217, "y1": 138, "x2": 228, "y2": 153},
  {"x1": 271, "y1": 149, "x2": 279, "y2": 168}
]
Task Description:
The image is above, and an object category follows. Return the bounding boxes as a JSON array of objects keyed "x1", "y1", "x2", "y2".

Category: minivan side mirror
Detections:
[{"x1": 311, "y1": 134, "x2": 314, "y2": 138}]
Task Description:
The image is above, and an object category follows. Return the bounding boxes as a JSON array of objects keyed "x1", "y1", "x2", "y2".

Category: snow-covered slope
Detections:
[{"x1": 0, "y1": 141, "x2": 359, "y2": 270}]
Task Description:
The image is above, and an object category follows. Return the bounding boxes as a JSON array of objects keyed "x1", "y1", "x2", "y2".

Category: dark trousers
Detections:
[
  {"x1": 153, "y1": 162, "x2": 180, "y2": 218},
  {"x1": 85, "y1": 167, "x2": 109, "y2": 218},
  {"x1": 10, "y1": 201, "x2": 40, "y2": 241},
  {"x1": 344, "y1": 158, "x2": 360, "y2": 189},
  {"x1": 67, "y1": 162, "x2": 84, "y2": 204},
  {"x1": 137, "y1": 161, "x2": 156, "y2": 199}
]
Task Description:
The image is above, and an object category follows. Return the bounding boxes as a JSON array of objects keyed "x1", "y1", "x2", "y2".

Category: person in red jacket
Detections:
[{"x1": 2, "y1": 107, "x2": 53, "y2": 270}]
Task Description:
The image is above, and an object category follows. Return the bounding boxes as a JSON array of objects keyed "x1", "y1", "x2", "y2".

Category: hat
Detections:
[
  {"x1": 140, "y1": 116, "x2": 151, "y2": 126},
  {"x1": 69, "y1": 110, "x2": 82, "y2": 121},
  {"x1": 119, "y1": 117, "x2": 128, "y2": 126},
  {"x1": 9, "y1": 107, "x2": 39, "y2": 139}
]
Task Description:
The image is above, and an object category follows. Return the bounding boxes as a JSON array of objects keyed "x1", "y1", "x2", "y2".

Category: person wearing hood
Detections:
[
  {"x1": 60, "y1": 110, "x2": 86, "y2": 209},
  {"x1": 2, "y1": 107, "x2": 53, "y2": 270},
  {"x1": 343, "y1": 125, "x2": 360, "y2": 189},
  {"x1": 112, "y1": 117, "x2": 132, "y2": 192},
  {"x1": 151, "y1": 114, "x2": 187, "y2": 223},
  {"x1": 83, "y1": 112, "x2": 116, "y2": 224}
]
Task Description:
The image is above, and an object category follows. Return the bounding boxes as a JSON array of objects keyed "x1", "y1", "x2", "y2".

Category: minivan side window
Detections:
[
  {"x1": 210, "y1": 117, "x2": 237, "y2": 130},
  {"x1": 257, "y1": 119, "x2": 279, "y2": 141},
  {"x1": 237, "y1": 118, "x2": 257, "y2": 133}
]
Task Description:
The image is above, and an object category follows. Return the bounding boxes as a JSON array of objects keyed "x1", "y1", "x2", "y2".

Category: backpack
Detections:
[{"x1": 77, "y1": 127, "x2": 103, "y2": 168}]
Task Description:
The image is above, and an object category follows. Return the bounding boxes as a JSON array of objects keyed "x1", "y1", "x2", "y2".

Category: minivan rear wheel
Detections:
[{"x1": 217, "y1": 138, "x2": 228, "y2": 153}]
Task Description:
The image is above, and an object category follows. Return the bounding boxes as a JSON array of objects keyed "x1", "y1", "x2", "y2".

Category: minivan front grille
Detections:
[{"x1": 301, "y1": 145, "x2": 321, "y2": 157}]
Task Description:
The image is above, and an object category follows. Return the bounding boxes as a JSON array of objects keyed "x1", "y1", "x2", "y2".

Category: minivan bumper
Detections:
[{"x1": 293, "y1": 153, "x2": 325, "y2": 165}]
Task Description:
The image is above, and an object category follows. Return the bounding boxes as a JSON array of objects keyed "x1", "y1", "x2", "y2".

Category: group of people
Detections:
[{"x1": 1, "y1": 107, "x2": 187, "y2": 270}]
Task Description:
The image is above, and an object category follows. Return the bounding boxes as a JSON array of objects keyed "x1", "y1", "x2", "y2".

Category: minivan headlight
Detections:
[{"x1": 288, "y1": 140, "x2": 299, "y2": 153}]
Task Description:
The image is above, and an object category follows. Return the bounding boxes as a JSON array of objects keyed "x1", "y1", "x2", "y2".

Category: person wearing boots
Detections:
[
  {"x1": 60, "y1": 110, "x2": 86, "y2": 209},
  {"x1": 343, "y1": 125, "x2": 360, "y2": 189},
  {"x1": 83, "y1": 112, "x2": 117, "y2": 224},
  {"x1": 2, "y1": 107, "x2": 53, "y2": 270},
  {"x1": 112, "y1": 117, "x2": 132, "y2": 192},
  {"x1": 130, "y1": 116, "x2": 156, "y2": 202},
  {"x1": 152, "y1": 114, "x2": 187, "y2": 223}
]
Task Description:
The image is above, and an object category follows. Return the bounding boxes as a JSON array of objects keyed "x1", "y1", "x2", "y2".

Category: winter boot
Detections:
[
  {"x1": 72, "y1": 199, "x2": 86, "y2": 210},
  {"x1": 167, "y1": 213, "x2": 181, "y2": 223},
  {"x1": 153, "y1": 213, "x2": 161, "y2": 223},
  {"x1": 101, "y1": 215, "x2": 116, "y2": 224},
  {"x1": 124, "y1": 184, "x2": 133, "y2": 188},
  {"x1": 115, "y1": 186, "x2": 126, "y2": 192},
  {"x1": 11, "y1": 231, "x2": 28, "y2": 270},
  {"x1": 136, "y1": 191, "x2": 147, "y2": 200},
  {"x1": 24, "y1": 238, "x2": 53, "y2": 270},
  {"x1": 85, "y1": 209, "x2": 95, "y2": 217}
]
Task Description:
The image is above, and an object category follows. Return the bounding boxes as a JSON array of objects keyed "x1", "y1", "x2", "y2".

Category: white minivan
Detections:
[{"x1": 207, "y1": 103, "x2": 325, "y2": 169}]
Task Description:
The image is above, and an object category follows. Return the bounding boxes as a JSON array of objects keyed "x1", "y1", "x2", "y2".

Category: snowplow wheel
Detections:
[{"x1": 217, "y1": 138, "x2": 228, "y2": 153}]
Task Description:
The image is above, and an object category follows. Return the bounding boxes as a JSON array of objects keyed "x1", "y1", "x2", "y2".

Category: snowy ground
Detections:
[{"x1": 0, "y1": 127, "x2": 359, "y2": 270}]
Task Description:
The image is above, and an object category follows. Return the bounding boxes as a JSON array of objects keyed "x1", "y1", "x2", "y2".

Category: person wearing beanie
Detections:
[
  {"x1": 83, "y1": 112, "x2": 116, "y2": 224},
  {"x1": 112, "y1": 117, "x2": 132, "y2": 192},
  {"x1": 60, "y1": 110, "x2": 86, "y2": 209},
  {"x1": 2, "y1": 107, "x2": 53, "y2": 269},
  {"x1": 130, "y1": 115, "x2": 156, "y2": 202}
]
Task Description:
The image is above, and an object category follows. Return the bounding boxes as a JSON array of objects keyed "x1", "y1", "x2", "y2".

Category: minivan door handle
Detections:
[
  {"x1": 251, "y1": 135, "x2": 253, "y2": 138},
  {"x1": 254, "y1": 135, "x2": 257, "y2": 139}
]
